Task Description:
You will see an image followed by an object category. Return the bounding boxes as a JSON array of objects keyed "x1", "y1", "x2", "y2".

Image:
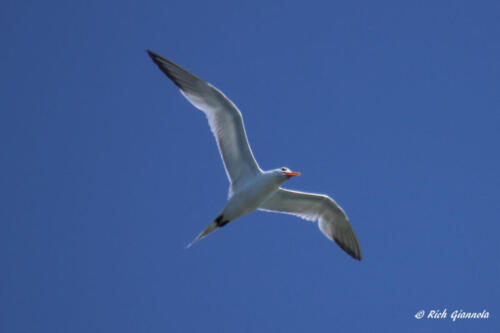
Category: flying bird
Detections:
[{"x1": 147, "y1": 50, "x2": 362, "y2": 261}]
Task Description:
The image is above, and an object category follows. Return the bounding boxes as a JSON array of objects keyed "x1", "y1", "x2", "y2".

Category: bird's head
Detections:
[{"x1": 275, "y1": 167, "x2": 301, "y2": 180}]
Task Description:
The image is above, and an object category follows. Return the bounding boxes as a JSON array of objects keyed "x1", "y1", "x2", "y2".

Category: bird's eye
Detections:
[{"x1": 281, "y1": 167, "x2": 287, "y2": 171}]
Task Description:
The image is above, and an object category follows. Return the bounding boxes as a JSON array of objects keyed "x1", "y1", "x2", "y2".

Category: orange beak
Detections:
[{"x1": 284, "y1": 171, "x2": 301, "y2": 178}]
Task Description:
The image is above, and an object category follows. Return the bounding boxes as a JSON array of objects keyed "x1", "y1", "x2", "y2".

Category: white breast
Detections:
[{"x1": 222, "y1": 173, "x2": 282, "y2": 221}]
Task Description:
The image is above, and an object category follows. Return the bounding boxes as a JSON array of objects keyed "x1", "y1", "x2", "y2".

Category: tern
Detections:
[{"x1": 147, "y1": 50, "x2": 362, "y2": 260}]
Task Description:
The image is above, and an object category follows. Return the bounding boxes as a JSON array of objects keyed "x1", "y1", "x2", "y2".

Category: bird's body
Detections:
[
  {"x1": 223, "y1": 171, "x2": 282, "y2": 222},
  {"x1": 147, "y1": 50, "x2": 363, "y2": 261}
]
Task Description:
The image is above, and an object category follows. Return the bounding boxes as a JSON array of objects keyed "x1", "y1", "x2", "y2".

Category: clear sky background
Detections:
[{"x1": 1, "y1": 0, "x2": 499, "y2": 332}]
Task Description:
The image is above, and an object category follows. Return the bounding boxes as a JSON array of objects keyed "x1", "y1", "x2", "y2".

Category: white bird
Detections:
[{"x1": 147, "y1": 50, "x2": 362, "y2": 260}]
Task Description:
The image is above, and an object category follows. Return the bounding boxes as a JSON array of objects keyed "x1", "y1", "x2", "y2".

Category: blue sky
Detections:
[{"x1": 1, "y1": 0, "x2": 499, "y2": 332}]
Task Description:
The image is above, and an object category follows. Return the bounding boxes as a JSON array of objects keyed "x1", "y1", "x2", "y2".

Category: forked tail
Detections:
[{"x1": 186, "y1": 215, "x2": 229, "y2": 248}]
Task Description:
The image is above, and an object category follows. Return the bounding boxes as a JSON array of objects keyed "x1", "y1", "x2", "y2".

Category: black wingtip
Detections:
[
  {"x1": 334, "y1": 238, "x2": 362, "y2": 261},
  {"x1": 146, "y1": 49, "x2": 161, "y2": 63},
  {"x1": 146, "y1": 50, "x2": 182, "y2": 89}
]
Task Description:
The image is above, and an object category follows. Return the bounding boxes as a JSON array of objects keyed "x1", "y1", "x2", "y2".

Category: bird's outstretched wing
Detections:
[
  {"x1": 259, "y1": 188, "x2": 362, "y2": 260},
  {"x1": 147, "y1": 50, "x2": 261, "y2": 190}
]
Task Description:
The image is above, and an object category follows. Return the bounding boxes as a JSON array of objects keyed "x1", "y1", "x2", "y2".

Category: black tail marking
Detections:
[{"x1": 215, "y1": 215, "x2": 229, "y2": 227}]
